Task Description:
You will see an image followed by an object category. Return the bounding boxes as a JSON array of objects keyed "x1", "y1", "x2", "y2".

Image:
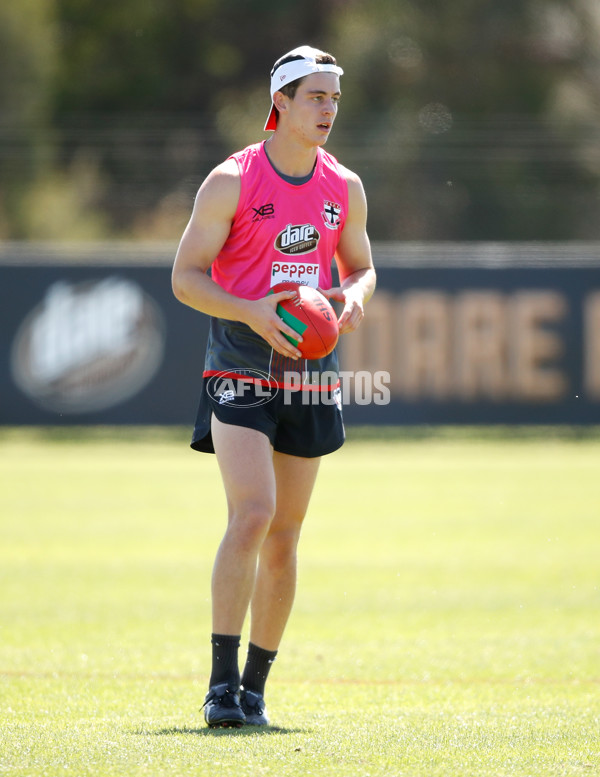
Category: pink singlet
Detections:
[
  {"x1": 191, "y1": 141, "x2": 349, "y2": 454},
  {"x1": 210, "y1": 141, "x2": 349, "y2": 299}
]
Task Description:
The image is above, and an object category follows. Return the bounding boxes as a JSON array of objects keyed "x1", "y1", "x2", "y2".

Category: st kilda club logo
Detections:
[
  {"x1": 274, "y1": 223, "x2": 320, "y2": 255},
  {"x1": 322, "y1": 200, "x2": 342, "y2": 230}
]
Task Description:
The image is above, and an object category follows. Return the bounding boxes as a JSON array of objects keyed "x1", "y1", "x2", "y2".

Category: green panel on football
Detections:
[{"x1": 277, "y1": 304, "x2": 308, "y2": 346}]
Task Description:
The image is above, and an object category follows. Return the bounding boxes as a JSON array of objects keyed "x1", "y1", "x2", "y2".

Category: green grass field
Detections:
[{"x1": 1, "y1": 426, "x2": 599, "y2": 777}]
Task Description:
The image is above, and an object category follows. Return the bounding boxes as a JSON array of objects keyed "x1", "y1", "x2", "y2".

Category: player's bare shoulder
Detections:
[
  {"x1": 194, "y1": 157, "x2": 241, "y2": 223},
  {"x1": 337, "y1": 162, "x2": 368, "y2": 219},
  {"x1": 337, "y1": 162, "x2": 362, "y2": 186}
]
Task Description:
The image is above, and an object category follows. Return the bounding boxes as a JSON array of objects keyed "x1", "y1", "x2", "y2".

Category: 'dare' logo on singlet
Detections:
[{"x1": 274, "y1": 223, "x2": 320, "y2": 256}]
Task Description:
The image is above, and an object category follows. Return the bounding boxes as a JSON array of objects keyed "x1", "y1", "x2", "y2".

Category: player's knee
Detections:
[
  {"x1": 229, "y1": 502, "x2": 275, "y2": 545},
  {"x1": 262, "y1": 528, "x2": 301, "y2": 571}
]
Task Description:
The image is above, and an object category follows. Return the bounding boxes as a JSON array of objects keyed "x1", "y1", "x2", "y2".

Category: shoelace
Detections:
[{"x1": 202, "y1": 688, "x2": 239, "y2": 709}]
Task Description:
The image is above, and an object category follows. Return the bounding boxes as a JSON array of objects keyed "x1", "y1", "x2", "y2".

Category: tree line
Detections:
[{"x1": 2, "y1": 0, "x2": 599, "y2": 242}]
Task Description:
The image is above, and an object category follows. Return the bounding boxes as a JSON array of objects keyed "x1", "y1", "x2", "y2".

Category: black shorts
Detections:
[{"x1": 190, "y1": 377, "x2": 345, "y2": 458}]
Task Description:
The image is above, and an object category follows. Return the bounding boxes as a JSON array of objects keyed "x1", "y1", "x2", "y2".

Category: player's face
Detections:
[{"x1": 286, "y1": 72, "x2": 341, "y2": 146}]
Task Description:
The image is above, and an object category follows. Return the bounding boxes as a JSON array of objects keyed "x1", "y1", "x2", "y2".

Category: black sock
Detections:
[
  {"x1": 209, "y1": 633, "x2": 241, "y2": 689},
  {"x1": 240, "y1": 642, "x2": 278, "y2": 696}
]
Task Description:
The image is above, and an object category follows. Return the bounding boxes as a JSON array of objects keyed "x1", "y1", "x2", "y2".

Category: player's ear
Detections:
[{"x1": 273, "y1": 91, "x2": 289, "y2": 117}]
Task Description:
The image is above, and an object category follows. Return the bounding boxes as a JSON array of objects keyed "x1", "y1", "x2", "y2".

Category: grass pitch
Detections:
[{"x1": 0, "y1": 426, "x2": 599, "y2": 776}]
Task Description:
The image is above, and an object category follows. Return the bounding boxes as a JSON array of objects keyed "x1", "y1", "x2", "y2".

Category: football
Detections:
[{"x1": 271, "y1": 282, "x2": 339, "y2": 360}]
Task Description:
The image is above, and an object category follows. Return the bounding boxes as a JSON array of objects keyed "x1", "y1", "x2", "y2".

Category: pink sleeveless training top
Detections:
[{"x1": 210, "y1": 142, "x2": 348, "y2": 299}]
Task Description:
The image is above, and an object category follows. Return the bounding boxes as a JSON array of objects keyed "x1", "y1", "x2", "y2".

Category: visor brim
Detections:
[{"x1": 264, "y1": 103, "x2": 277, "y2": 132}]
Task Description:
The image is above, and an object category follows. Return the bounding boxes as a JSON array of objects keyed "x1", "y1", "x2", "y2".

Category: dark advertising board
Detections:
[
  {"x1": 341, "y1": 264, "x2": 600, "y2": 425},
  {"x1": 1, "y1": 243, "x2": 599, "y2": 426},
  {"x1": 1, "y1": 260, "x2": 207, "y2": 425}
]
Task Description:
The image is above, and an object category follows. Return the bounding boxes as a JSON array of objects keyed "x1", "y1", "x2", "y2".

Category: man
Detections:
[{"x1": 172, "y1": 45, "x2": 376, "y2": 728}]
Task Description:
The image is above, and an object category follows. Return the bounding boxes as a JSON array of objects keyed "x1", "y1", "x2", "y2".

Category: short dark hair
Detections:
[{"x1": 272, "y1": 52, "x2": 338, "y2": 122}]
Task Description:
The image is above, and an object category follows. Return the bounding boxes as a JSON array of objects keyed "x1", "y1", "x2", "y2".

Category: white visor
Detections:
[{"x1": 264, "y1": 45, "x2": 343, "y2": 131}]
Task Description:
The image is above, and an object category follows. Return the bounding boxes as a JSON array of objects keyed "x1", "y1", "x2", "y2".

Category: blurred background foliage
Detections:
[{"x1": 1, "y1": 0, "x2": 600, "y2": 241}]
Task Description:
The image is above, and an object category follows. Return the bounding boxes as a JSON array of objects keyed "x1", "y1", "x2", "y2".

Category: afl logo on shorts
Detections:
[
  {"x1": 274, "y1": 223, "x2": 320, "y2": 255},
  {"x1": 206, "y1": 369, "x2": 279, "y2": 408}
]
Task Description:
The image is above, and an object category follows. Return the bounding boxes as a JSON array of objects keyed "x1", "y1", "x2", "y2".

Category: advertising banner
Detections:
[
  {"x1": 341, "y1": 264, "x2": 600, "y2": 425},
  {"x1": 1, "y1": 262, "x2": 207, "y2": 425},
  {"x1": 1, "y1": 243, "x2": 599, "y2": 426}
]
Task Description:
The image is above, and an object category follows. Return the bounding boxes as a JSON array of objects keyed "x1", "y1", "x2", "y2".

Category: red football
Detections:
[{"x1": 271, "y1": 282, "x2": 339, "y2": 360}]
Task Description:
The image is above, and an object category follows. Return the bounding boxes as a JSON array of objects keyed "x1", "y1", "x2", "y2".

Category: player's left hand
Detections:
[{"x1": 319, "y1": 286, "x2": 365, "y2": 334}]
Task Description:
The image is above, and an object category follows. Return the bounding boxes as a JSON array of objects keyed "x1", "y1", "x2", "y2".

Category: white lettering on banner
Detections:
[
  {"x1": 271, "y1": 262, "x2": 320, "y2": 288},
  {"x1": 10, "y1": 277, "x2": 165, "y2": 414},
  {"x1": 29, "y1": 279, "x2": 142, "y2": 382}
]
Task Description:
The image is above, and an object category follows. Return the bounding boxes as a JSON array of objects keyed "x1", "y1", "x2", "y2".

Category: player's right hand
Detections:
[{"x1": 243, "y1": 291, "x2": 303, "y2": 359}]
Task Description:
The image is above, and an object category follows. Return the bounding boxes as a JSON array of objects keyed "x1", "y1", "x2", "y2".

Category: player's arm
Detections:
[
  {"x1": 171, "y1": 160, "x2": 302, "y2": 359},
  {"x1": 322, "y1": 169, "x2": 376, "y2": 334}
]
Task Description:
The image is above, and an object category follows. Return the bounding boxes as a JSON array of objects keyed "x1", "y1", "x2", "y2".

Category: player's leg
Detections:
[
  {"x1": 210, "y1": 416, "x2": 277, "y2": 638},
  {"x1": 240, "y1": 451, "x2": 320, "y2": 724},
  {"x1": 249, "y1": 450, "x2": 320, "y2": 650},
  {"x1": 203, "y1": 417, "x2": 276, "y2": 727}
]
